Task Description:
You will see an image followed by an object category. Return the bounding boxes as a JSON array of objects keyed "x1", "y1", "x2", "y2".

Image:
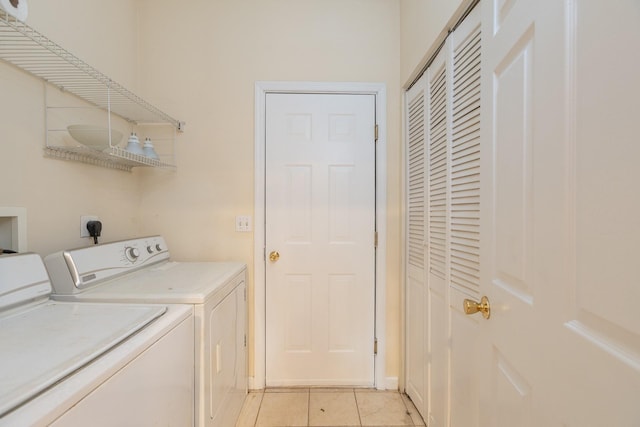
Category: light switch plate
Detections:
[{"x1": 235, "y1": 215, "x2": 252, "y2": 232}]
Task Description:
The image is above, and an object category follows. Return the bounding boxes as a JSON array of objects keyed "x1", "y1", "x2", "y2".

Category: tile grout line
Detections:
[
  {"x1": 354, "y1": 389, "x2": 363, "y2": 426},
  {"x1": 307, "y1": 388, "x2": 311, "y2": 427},
  {"x1": 252, "y1": 391, "x2": 264, "y2": 427}
]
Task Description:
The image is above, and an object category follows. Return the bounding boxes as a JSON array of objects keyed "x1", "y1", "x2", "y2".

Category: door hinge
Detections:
[
  {"x1": 374, "y1": 231, "x2": 378, "y2": 248},
  {"x1": 374, "y1": 338, "x2": 378, "y2": 355},
  {"x1": 244, "y1": 334, "x2": 247, "y2": 347},
  {"x1": 374, "y1": 124, "x2": 379, "y2": 142}
]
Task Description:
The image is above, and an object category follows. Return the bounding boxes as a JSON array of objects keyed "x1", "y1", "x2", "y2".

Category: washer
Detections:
[
  {"x1": 0, "y1": 252, "x2": 194, "y2": 426},
  {"x1": 44, "y1": 236, "x2": 247, "y2": 427}
]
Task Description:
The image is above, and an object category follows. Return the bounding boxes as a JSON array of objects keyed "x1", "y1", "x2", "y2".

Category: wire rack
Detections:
[
  {"x1": 44, "y1": 146, "x2": 175, "y2": 172},
  {"x1": 0, "y1": 10, "x2": 184, "y2": 171}
]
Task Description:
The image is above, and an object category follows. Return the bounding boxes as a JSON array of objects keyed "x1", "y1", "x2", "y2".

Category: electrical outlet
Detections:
[
  {"x1": 235, "y1": 215, "x2": 252, "y2": 232},
  {"x1": 80, "y1": 215, "x2": 99, "y2": 237}
]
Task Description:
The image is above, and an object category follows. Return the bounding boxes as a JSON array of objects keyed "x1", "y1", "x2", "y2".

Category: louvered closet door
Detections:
[
  {"x1": 448, "y1": 6, "x2": 481, "y2": 427},
  {"x1": 404, "y1": 5, "x2": 482, "y2": 426},
  {"x1": 425, "y1": 43, "x2": 450, "y2": 427},
  {"x1": 404, "y1": 76, "x2": 428, "y2": 419}
]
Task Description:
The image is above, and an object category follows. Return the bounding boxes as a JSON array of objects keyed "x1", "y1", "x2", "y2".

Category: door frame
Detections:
[{"x1": 254, "y1": 81, "x2": 387, "y2": 390}]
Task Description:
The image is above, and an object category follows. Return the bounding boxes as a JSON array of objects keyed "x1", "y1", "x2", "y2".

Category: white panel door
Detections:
[
  {"x1": 265, "y1": 93, "x2": 376, "y2": 386},
  {"x1": 480, "y1": 0, "x2": 566, "y2": 424},
  {"x1": 551, "y1": 1, "x2": 640, "y2": 424},
  {"x1": 480, "y1": 0, "x2": 640, "y2": 424}
]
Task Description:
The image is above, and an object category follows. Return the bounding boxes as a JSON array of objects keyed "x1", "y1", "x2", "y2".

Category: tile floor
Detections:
[{"x1": 236, "y1": 388, "x2": 425, "y2": 427}]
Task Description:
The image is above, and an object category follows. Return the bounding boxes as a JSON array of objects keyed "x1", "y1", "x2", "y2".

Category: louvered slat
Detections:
[
  {"x1": 429, "y1": 65, "x2": 448, "y2": 280},
  {"x1": 450, "y1": 26, "x2": 481, "y2": 296},
  {"x1": 407, "y1": 91, "x2": 426, "y2": 269}
]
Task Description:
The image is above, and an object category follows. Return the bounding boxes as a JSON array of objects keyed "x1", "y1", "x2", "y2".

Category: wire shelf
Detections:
[
  {"x1": 0, "y1": 10, "x2": 184, "y2": 171},
  {"x1": 44, "y1": 146, "x2": 176, "y2": 172},
  {"x1": 0, "y1": 11, "x2": 183, "y2": 128}
]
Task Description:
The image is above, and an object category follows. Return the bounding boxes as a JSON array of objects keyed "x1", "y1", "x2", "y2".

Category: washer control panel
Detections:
[
  {"x1": 44, "y1": 236, "x2": 170, "y2": 293},
  {"x1": 116, "y1": 237, "x2": 168, "y2": 266},
  {"x1": 125, "y1": 246, "x2": 141, "y2": 262}
]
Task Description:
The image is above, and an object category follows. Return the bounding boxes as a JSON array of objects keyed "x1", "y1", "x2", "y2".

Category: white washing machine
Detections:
[
  {"x1": 0, "y1": 252, "x2": 194, "y2": 426},
  {"x1": 44, "y1": 236, "x2": 247, "y2": 427}
]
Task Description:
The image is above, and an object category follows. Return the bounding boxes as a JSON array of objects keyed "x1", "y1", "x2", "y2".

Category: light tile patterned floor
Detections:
[{"x1": 236, "y1": 388, "x2": 425, "y2": 427}]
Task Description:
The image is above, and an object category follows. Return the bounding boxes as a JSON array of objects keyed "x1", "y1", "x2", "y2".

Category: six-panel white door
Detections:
[
  {"x1": 265, "y1": 93, "x2": 376, "y2": 386},
  {"x1": 480, "y1": 0, "x2": 640, "y2": 424}
]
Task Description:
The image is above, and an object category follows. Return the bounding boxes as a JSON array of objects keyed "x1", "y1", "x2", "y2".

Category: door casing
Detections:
[{"x1": 254, "y1": 81, "x2": 387, "y2": 390}]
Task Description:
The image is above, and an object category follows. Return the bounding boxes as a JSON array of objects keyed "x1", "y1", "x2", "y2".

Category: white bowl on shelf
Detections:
[{"x1": 67, "y1": 125, "x2": 123, "y2": 151}]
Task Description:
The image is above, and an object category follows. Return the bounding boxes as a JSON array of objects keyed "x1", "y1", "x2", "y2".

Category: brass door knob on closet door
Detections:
[
  {"x1": 463, "y1": 296, "x2": 491, "y2": 319},
  {"x1": 269, "y1": 251, "x2": 280, "y2": 262}
]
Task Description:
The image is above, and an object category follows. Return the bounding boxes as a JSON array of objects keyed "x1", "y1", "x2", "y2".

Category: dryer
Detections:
[{"x1": 45, "y1": 236, "x2": 247, "y2": 427}]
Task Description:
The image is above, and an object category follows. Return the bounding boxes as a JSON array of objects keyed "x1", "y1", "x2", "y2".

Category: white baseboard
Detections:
[
  {"x1": 384, "y1": 376, "x2": 399, "y2": 390},
  {"x1": 248, "y1": 377, "x2": 260, "y2": 391},
  {"x1": 247, "y1": 376, "x2": 398, "y2": 391}
]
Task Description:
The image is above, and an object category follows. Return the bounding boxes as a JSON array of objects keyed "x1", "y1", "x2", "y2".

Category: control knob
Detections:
[
  {"x1": 155, "y1": 244, "x2": 163, "y2": 252},
  {"x1": 146, "y1": 245, "x2": 154, "y2": 254},
  {"x1": 125, "y1": 247, "x2": 140, "y2": 262}
]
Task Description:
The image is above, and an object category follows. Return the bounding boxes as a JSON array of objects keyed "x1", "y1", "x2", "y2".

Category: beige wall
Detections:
[
  {"x1": 27, "y1": 0, "x2": 139, "y2": 89},
  {"x1": 0, "y1": 0, "x2": 142, "y2": 257},
  {"x1": 0, "y1": 0, "x2": 469, "y2": 388},
  {"x1": 400, "y1": 0, "x2": 469, "y2": 85},
  {"x1": 134, "y1": 0, "x2": 402, "y2": 383}
]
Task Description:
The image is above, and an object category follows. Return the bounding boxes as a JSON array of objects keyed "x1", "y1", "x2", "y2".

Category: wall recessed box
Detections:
[
  {"x1": 0, "y1": 207, "x2": 27, "y2": 253},
  {"x1": 0, "y1": 10, "x2": 185, "y2": 172}
]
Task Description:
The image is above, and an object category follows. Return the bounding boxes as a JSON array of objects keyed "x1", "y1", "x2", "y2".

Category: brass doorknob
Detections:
[
  {"x1": 463, "y1": 296, "x2": 491, "y2": 319},
  {"x1": 269, "y1": 251, "x2": 280, "y2": 262}
]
